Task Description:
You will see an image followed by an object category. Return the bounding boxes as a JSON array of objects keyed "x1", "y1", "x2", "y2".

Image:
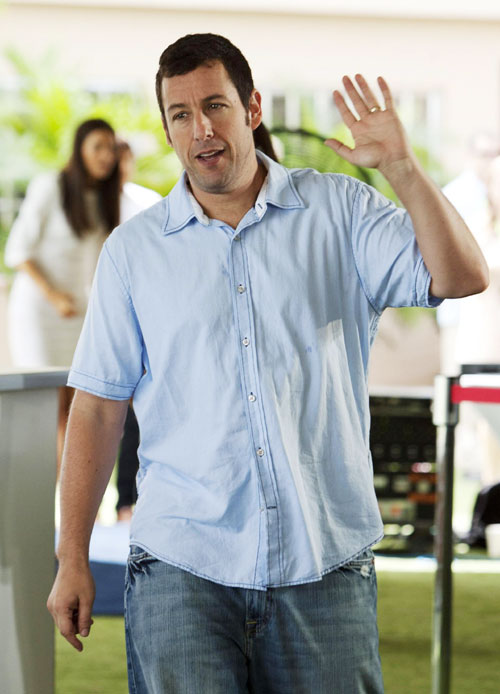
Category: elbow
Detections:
[
  {"x1": 449, "y1": 266, "x2": 489, "y2": 299},
  {"x1": 431, "y1": 263, "x2": 489, "y2": 299},
  {"x1": 475, "y1": 265, "x2": 490, "y2": 294},
  {"x1": 465, "y1": 259, "x2": 490, "y2": 296},
  {"x1": 463, "y1": 244, "x2": 491, "y2": 296}
]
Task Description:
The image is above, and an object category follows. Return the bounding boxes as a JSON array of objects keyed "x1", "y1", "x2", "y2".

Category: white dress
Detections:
[
  {"x1": 6, "y1": 173, "x2": 110, "y2": 367},
  {"x1": 5, "y1": 173, "x2": 163, "y2": 368},
  {"x1": 120, "y1": 181, "x2": 162, "y2": 223}
]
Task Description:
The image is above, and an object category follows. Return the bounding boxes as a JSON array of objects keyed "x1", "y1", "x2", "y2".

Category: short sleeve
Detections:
[
  {"x1": 67, "y1": 242, "x2": 144, "y2": 400},
  {"x1": 350, "y1": 181, "x2": 442, "y2": 313},
  {"x1": 4, "y1": 173, "x2": 57, "y2": 267}
]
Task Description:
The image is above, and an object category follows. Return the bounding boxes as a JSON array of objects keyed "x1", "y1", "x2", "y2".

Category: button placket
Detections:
[{"x1": 230, "y1": 232, "x2": 282, "y2": 585}]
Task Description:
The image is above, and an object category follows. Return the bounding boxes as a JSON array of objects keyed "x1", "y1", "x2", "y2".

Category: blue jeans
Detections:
[{"x1": 124, "y1": 546, "x2": 384, "y2": 693}]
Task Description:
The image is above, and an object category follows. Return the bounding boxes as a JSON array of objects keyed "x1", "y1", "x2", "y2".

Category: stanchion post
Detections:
[{"x1": 431, "y1": 375, "x2": 459, "y2": 694}]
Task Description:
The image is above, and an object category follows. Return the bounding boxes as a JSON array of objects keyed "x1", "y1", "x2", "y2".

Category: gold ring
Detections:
[{"x1": 369, "y1": 106, "x2": 380, "y2": 113}]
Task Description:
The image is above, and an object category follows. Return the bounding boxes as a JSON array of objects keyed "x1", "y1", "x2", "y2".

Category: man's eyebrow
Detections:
[{"x1": 167, "y1": 94, "x2": 229, "y2": 113}]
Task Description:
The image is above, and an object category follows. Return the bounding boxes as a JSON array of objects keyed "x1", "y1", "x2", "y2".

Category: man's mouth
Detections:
[{"x1": 195, "y1": 148, "x2": 225, "y2": 162}]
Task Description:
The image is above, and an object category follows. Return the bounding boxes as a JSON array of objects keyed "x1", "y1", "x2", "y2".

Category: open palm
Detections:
[{"x1": 325, "y1": 75, "x2": 412, "y2": 174}]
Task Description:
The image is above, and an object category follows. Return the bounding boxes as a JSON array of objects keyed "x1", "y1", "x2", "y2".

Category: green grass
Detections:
[
  {"x1": 56, "y1": 571, "x2": 500, "y2": 693},
  {"x1": 378, "y1": 572, "x2": 500, "y2": 693},
  {"x1": 56, "y1": 617, "x2": 128, "y2": 694}
]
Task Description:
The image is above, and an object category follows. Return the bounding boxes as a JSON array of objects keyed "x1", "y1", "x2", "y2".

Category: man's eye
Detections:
[
  {"x1": 173, "y1": 112, "x2": 187, "y2": 121},
  {"x1": 208, "y1": 103, "x2": 224, "y2": 110}
]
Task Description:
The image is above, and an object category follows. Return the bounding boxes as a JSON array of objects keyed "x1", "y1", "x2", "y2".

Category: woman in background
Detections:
[{"x1": 5, "y1": 118, "x2": 120, "y2": 469}]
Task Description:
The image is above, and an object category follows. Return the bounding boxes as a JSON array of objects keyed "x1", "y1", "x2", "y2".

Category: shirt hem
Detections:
[{"x1": 128, "y1": 532, "x2": 384, "y2": 591}]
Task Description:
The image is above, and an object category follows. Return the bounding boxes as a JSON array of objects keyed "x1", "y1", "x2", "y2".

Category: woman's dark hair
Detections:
[
  {"x1": 156, "y1": 33, "x2": 278, "y2": 162},
  {"x1": 60, "y1": 118, "x2": 120, "y2": 237}
]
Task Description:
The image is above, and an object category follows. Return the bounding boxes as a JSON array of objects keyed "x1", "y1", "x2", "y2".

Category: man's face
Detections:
[{"x1": 161, "y1": 61, "x2": 262, "y2": 196}]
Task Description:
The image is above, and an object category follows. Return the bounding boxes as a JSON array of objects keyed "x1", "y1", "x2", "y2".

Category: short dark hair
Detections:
[
  {"x1": 155, "y1": 33, "x2": 254, "y2": 123},
  {"x1": 155, "y1": 33, "x2": 279, "y2": 162}
]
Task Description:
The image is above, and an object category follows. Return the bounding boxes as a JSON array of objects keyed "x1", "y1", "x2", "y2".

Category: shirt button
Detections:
[
  {"x1": 248, "y1": 393, "x2": 256, "y2": 402},
  {"x1": 234, "y1": 235, "x2": 241, "y2": 241},
  {"x1": 242, "y1": 337, "x2": 250, "y2": 347},
  {"x1": 237, "y1": 284, "x2": 246, "y2": 294},
  {"x1": 256, "y1": 448, "x2": 265, "y2": 457}
]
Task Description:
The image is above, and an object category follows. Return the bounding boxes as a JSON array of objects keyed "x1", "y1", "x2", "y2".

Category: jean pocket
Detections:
[
  {"x1": 128, "y1": 545, "x2": 158, "y2": 565},
  {"x1": 340, "y1": 548, "x2": 375, "y2": 579}
]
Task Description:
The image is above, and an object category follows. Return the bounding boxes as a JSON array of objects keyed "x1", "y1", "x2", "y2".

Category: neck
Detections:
[{"x1": 189, "y1": 161, "x2": 266, "y2": 229}]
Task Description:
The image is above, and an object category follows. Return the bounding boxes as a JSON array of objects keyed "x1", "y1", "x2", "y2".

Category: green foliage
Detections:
[
  {"x1": 0, "y1": 47, "x2": 183, "y2": 271},
  {"x1": 271, "y1": 126, "x2": 375, "y2": 186},
  {"x1": 0, "y1": 47, "x2": 180, "y2": 196},
  {"x1": 0, "y1": 223, "x2": 10, "y2": 275}
]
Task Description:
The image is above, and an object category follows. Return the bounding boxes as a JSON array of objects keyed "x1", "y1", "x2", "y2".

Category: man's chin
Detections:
[{"x1": 188, "y1": 172, "x2": 232, "y2": 195}]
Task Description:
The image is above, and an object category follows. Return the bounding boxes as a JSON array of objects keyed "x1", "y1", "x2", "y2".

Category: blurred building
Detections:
[{"x1": 1, "y1": 0, "x2": 500, "y2": 176}]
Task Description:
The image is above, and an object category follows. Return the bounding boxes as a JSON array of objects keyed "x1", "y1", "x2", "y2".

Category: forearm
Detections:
[
  {"x1": 57, "y1": 390, "x2": 129, "y2": 565},
  {"x1": 380, "y1": 156, "x2": 489, "y2": 299},
  {"x1": 18, "y1": 258, "x2": 77, "y2": 317},
  {"x1": 17, "y1": 259, "x2": 56, "y2": 301}
]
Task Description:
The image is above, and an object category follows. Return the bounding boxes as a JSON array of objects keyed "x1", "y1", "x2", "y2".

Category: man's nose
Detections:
[{"x1": 193, "y1": 112, "x2": 214, "y2": 141}]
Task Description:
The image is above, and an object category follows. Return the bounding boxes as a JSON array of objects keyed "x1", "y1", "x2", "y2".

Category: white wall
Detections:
[{"x1": 1, "y1": 3, "x2": 499, "y2": 174}]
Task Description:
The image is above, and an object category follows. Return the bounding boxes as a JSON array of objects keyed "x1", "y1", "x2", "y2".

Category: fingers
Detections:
[
  {"x1": 343, "y1": 75, "x2": 371, "y2": 117},
  {"x1": 335, "y1": 74, "x2": 389, "y2": 119},
  {"x1": 78, "y1": 604, "x2": 94, "y2": 638},
  {"x1": 332, "y1": 90, "x2": 357, "y2": 128},
  {"x1": 50, "y1": 602, "x2": 84, "y2": 651},
  {"x1": 50, "y1": 602, "x2": 94, "y2": 650},
  {"x1": 324, "y1": 138, "x2": 356, "y2": 164},
  {"x1": 377, "y1": 76, "x2": 394, "y2": 110},
  {"x1": 353, "y1": 74, "x2": 381, "y2": 113}
]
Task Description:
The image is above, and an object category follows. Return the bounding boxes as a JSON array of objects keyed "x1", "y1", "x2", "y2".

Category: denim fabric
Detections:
[
  {"x1": 69, "y1": 152, "x2": 440, "y2": 589},
  {"x1": 125, "y1": 546, "x2": 384, "y2": 694}
]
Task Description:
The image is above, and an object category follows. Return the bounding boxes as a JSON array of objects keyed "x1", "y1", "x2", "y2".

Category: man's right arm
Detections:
[{"x1": 47, "y1": 390, "x2": 129, "y2": 651}]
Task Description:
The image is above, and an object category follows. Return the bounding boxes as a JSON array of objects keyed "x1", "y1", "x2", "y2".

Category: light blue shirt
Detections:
[{"x1": 69, "y1": 152, "x2": 440, "y2": 590}]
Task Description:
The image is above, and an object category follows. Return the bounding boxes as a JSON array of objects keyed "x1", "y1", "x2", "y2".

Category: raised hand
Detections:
[{"x1": 325, "y1": 74, "x2": 414, "y2": 177}]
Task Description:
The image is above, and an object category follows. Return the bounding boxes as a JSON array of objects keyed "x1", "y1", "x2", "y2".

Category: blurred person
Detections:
[
  {"x1": 115, "y1": 139, "x2": 162, "y2": 522},
  {"x1": 117, "y1": 138, "x2": 162, "y2": 221},
  {"x1": 444, "y1": 133, "x2": 500, "y2": 227},
  {"x1": 455, "y1": 154, "x2": 500, "y2": 367},
  {"x1": 5, "y1": 118, "x2": 120, "y2": 470},
  {"x1": 454, "y1": 154, "x2": 500, "y2": 492},
  {"x1": 438, "y1": 133, "x2": 500, "y2": 375},
  {"x1": 48, "y1": 34, "x2": 488, "y2": 693}
]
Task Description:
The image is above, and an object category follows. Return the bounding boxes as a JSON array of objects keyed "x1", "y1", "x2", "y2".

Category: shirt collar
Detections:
[{"x1": 162, "y1": 150, "x2": 304, "y2": 236}]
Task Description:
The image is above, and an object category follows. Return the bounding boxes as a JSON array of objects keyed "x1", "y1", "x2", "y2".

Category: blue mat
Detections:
[
  {"x1": 90, "y1": 561, "x2": 126, "y2": 615},
  {"x1": 89, "y1": 522, "x2": 129, "y2": 615}
]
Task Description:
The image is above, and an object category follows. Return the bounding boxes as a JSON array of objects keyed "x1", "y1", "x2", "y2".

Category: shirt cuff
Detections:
[
  {"x1": 67, "y1": 368, "x2": 134, "y2": 400},
  {"x1": 416, "y1": 257, "x2": 443, "y2": 308}
]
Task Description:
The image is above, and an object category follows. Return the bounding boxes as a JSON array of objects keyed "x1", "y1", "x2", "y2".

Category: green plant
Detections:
[{"x1": 0, "y1": 47, "x2": 180, "y2": 196}]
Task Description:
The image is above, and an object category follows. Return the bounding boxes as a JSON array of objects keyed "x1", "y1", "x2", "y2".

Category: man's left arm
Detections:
[{"x1": 325, "y1": 74, "x2": 489, "y2": 299}]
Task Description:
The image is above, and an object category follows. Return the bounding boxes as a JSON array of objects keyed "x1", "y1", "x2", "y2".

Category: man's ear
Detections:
[{"x1": 248, "y1": 89, "x2": 263, "y2": 131}]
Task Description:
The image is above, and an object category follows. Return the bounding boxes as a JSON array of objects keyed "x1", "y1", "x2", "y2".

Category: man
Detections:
[{"x1": 48, "y1": 34, "x2": 488, "y2": 693}]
